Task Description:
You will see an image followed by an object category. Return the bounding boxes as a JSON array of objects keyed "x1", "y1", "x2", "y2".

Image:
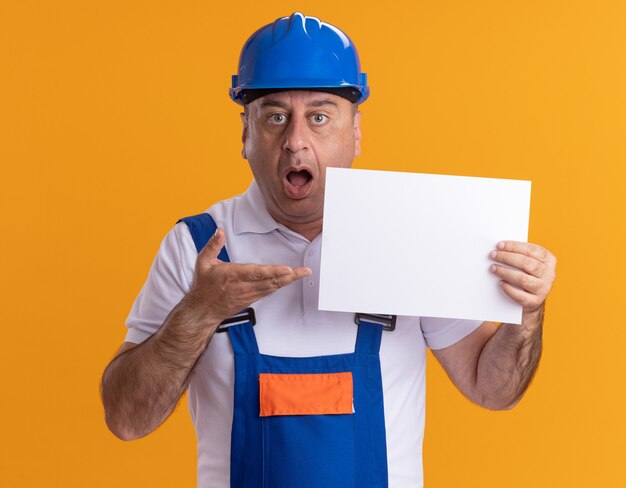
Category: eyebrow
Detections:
[
  {"x1": 309, "y1": 99, "x2": 339, "y2": 108},
  {"x1": 259, "y1": 98, "x2": 340, "y2": 110}
]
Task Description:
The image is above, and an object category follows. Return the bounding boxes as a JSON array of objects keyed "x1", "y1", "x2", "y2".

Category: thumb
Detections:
[{"x1": 198, "y1": 228, "x2": 226, "y2": 263}]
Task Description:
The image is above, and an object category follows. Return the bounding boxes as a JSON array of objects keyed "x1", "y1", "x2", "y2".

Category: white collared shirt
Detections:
[{"x1": 125, "y1": 180, "x2": 482, "y2": 488}]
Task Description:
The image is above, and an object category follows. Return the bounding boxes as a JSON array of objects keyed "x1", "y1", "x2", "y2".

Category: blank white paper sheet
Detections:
[{"x1": 319, "y1": 168, "x2": 531, "y2": 324}]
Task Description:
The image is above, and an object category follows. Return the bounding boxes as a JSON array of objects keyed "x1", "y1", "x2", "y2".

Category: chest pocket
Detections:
[{"x1": 259, "y1": 372, "x2": 354, "y2": 416}]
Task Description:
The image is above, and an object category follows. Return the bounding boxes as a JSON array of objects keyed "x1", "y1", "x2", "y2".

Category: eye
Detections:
[
  {"x1": 310, "y1": 114, "x2": 328, "y2": 125},
  {"x1": 268, "y1": 113, "x2": 288, "y2": 125}
]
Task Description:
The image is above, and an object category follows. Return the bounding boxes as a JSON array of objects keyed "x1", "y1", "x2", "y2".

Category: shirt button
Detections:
[
  {"x1": 307, "y1": 280, "x2": 315, "y2": 288},
  {"x1": 307, "y1": 251, "x2": 313, "y2": 257}
]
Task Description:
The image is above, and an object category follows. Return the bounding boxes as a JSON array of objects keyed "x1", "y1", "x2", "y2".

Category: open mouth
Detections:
[
  {"x1": 284, "y1": 169, "x2": 313, "y2": 198},
  {"x1": 287, "y1": 169, "x2": 312, "y2": 187}
]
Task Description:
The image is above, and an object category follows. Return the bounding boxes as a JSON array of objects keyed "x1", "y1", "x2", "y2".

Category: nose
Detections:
[{"x1": 282, "y1": 116, "x2": 310, "y2": 153}]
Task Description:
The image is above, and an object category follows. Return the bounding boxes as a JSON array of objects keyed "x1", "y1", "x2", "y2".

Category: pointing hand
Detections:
[{"x1": 186, "y1": 228, "x2": 312, "y2": 326}]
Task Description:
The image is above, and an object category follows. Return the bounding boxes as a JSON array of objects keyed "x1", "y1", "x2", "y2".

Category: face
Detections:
[{"x1": 241, "y1": 90, "x2": 362, "y2": 227}]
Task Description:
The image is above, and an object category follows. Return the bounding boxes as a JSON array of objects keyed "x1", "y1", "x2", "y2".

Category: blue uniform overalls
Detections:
[{"x1": 179, "y1": 213, "x2": 389, "y2": 488}]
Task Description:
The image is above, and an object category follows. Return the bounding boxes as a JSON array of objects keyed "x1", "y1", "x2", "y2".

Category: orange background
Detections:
[{"x1": 1, "y1": 1, "x2": 625, "y2": 486}]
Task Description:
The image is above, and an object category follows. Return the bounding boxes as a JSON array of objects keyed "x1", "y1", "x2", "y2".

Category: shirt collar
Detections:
[{"x1": 233, "y1": 180, "x2": 281, "y2": 235}]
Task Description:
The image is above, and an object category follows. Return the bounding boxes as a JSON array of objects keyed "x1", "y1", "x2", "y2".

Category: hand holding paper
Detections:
[{"x1": 489, "y1": 240, "x2": 557, "y2": 317}]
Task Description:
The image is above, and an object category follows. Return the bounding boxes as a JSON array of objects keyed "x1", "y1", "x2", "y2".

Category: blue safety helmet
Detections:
[{"x1": 230, "y1": 12, "x2": 369, "y2": 105}]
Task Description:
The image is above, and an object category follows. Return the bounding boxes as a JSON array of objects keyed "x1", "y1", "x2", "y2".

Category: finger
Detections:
[
  {"x1": 490, "y1": 264, "x2": 542, "y2": 294},
  {"x1": 198, "y1": 228, "x2": 226, "y2": 262},
  {"x1": 260, "y1": 267, "x2": 313, "y2": 291},
  {"x1": 498, "y1": 280, "x2": 540, "y2": 310},
  {"x1": 286, "y1": 267, "x2": 313, "y2": 282},
  {"x1": 236, "y1": 267, "x2": 312, "y2": 304},
  {"x1": 496, "y1": 241, "x2": 554, "y2": 264},
  {"x1": 234, "y1": 264, "x2": 295, "y2": 282},
  {"x1": 489, "y1": 250, "x2": 545, "y2": 278}
]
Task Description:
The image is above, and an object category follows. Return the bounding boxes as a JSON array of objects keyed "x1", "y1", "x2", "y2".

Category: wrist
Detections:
[
  {"x1": 520, "y1": 303, "x2": 544, "y2": 334},
  {"x1": 159, "y1": 295, "x2": 221, "y2": 346},
  {"x1": 177, "y1": 287, "x2": 228, "y2": 329}
]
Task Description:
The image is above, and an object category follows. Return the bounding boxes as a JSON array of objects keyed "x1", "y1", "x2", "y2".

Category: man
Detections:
[{"x1": 101, "y1": 12, "x2": 556, "y2": 488}]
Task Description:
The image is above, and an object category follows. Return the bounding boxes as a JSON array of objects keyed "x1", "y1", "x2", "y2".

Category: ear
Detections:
[
  {"x1": 353, "y1": 111, "x2": 362, "y2": 157},
  {"x1": 240, "y1": 112, "x2": 248, "y2": 159}
]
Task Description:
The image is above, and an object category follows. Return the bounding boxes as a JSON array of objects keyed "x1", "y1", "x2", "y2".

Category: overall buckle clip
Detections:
[
  {"x1": 216, "y1": 307, "x2": 256, "y2": 333},
  {"x1": 354, "y1": 313, "x2": 397, "y2": 332}
]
